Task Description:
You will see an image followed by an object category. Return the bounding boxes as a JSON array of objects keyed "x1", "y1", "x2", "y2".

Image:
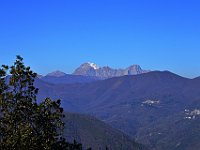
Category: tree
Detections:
[{"x1": 0, "y1": 56, "x2": 83, "y2": 150}]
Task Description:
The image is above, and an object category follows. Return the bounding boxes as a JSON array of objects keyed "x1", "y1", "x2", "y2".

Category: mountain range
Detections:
[
  {"x1": 73, "y1": 62, "x2": 149, "y2": 79},
  {"x1": 35, "y1": 70, "x2": 200, "y2": 150},
  {"x1": 41, "y1": 70, "x2": 99, "y2": 84},
  {"x1": 39, "y1": 63, "x2": 150, "y2": 84}
]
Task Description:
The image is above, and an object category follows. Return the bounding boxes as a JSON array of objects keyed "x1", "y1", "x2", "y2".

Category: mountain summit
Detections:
[
  {"x1": 86, "y1": 62, "x2": 100, "y2": 70},
  {"x1": 73, "y1": 62, "x2": 150, "y2": 79},
  {"x1": 46, "y1": 70, "x2": 66, "y2": 77}
]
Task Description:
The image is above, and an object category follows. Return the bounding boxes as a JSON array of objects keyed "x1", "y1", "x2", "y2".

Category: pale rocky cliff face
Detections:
[
  {"x1": 73, "y1": 62, "x2": 150, "y2": 79},
  {"x1": 73, "y1": 62, "x2": 97, "y2": 77}
]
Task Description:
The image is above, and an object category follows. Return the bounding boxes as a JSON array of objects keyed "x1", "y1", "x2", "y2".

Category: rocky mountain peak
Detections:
[{"x1": 73, "y1": 63, "x2": 150, "y2": 78}]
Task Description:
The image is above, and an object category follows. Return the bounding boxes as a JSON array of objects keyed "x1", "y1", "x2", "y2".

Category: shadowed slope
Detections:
[
  {"x1": 35, "y1": 71, "x2": 200, "y2": 150},
  {"x1": 63, "y1": 112, "x2": 147, "y2": 150}
]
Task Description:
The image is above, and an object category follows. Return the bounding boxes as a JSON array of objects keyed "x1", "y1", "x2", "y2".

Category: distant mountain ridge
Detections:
[
  {"x1": 73, "y1": 62, "x2": 150, "y2": 79},
  {"x1": 41, "y1": 73, "x2": 99, "y2": 85},
  {"x1": 46, "y1": 70, "x2": 66, "y2": 77},
  {"x1": 40, "y1": 63, "x2": 150, "y2": 84}
]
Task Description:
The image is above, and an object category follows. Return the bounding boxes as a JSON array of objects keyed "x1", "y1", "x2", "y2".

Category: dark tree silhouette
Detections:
[{"x1": 0, "y1": 56, "x2": 83, "y2": 150}]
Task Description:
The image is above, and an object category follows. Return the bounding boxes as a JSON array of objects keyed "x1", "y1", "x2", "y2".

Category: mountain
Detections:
[
  {"x1": 40, "y1": 70, "x2": 101, "y2": 84},
  {"x1": 35, "y1": 71, "x2": 200, "y2": 150},
  {"x1": 39, "y1": 63, "x2": 150, "y2": 84},
  {"x1": 46, "y1": 70, "x2": 66, "y2": 77},
  {"x1": 37, "y1": 74, "x2": 43, "y2": 78},
  {"x1": 73, "y1": 62, "x2": 150, "y2": 79},
  {"x1": 63, "y1": 112, "x2": 147, "y2": 150},
  {"x1": 136, "y1": 111, "x2": 200, "y2": 150},
  {"x1": 41, "y1": 73, "x2": 100, "y2": 85}
]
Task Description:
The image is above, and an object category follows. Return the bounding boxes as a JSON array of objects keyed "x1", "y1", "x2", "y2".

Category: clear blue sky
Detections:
[{"x1": 0, "y1": 0, "x2": 200, "y2": 78}]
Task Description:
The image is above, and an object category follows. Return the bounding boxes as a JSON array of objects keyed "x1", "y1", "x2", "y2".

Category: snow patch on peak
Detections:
[{"x1": 87, "y1": 62, "x2": 99, "y2": 70}]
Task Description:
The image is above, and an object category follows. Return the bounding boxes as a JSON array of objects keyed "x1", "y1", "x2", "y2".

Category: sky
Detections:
[{"x1": 0, "y1": 0, "x2": 200, "y2": 78}]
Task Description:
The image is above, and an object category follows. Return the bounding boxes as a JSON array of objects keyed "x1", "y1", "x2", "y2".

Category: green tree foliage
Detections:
[{"x1": 0, "y1": 56, "x2": 83, "y2": 150}]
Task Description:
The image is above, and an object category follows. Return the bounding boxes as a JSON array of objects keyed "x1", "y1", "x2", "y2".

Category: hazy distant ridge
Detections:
[{"x1": 73, "y1": 62, "x2": 150, "y2": 79}]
